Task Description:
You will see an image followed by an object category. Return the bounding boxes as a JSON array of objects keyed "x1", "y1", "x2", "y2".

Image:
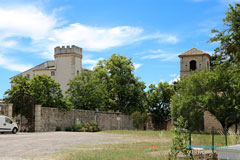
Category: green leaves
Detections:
[
  {"x1": 67, "y1": 54, "x2": 146, "y2": 114},
  {"x1": 209, "y1": 3, "x2": 240, "y2": 66},
  {"x1": 4, "y1": 74, "x2": 68, "y2": 122},
  {"x1": 147, "y1": 82, "x2": 174, "y2": 128}
]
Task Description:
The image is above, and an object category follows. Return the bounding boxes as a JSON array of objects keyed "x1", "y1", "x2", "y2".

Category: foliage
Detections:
[
  {"x1": 66, "y1": 71, "x2": 108, "y2": 110},
  {"x1": 4, "y1": 75, "x2": 35, "y2": 130},
  {"x1": 171, "y1": 71, "x2": 209, "y2": 130},
  {"x1": 4, "y1": 75, "x2": 68, "y2": 123},
  {"x1": 169, "y1": 116, "x2": 193, "y2": 160},
  {"x1": 209, "y1": 3, "x2": 240, "y2": 65},
  {"x1": 94, "y1": 54, "x2": 147, "y2": 114},
  {"x1": 65, "y1": 121, "x2": 100, "y2": 132},
  {"x1": 30, "y1": 75, "x2": 68, "y2": 109},
  {"x1": 147, "y1": 82, "x2": 175, "y2": 128},
  {"x1": 130, "y1": 111, "x2": 149, "y2": 130},
  {"x1": 171, "y1": 63, "x2": 240, "y2": 134},
  {"x1": 55, "y1": 126, "x2": 62, "y2": 131},
  {"x1": 67, "y1": 54, "x2": 147, "y2": 114},
  {"x1": 201, "y1": 64, "x2": 240, "y2": 132}
]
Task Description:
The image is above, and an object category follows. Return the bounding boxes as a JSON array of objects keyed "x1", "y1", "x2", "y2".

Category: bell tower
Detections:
[{"x1": 178, "y1": 48, "x2": 211, "y2": 77}]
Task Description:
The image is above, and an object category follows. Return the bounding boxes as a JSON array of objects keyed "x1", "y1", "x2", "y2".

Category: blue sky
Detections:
[{"x1": 0, "y1": 0, "x2": 239, "y2": 98}]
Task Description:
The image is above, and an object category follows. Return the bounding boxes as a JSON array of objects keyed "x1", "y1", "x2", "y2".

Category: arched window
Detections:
[{"x1": 190, "y1": 60, "x2": 197, "y2": 71}]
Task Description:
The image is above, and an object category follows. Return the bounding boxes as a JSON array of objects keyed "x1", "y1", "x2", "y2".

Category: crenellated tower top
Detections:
[{"x1": 54, "y1": 45, "x2": 82, "y2": 57}]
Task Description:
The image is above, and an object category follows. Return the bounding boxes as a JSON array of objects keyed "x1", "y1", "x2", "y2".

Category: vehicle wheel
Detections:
[{"x1": 12, "y1": 128, "x2": 18, "y2": 134}]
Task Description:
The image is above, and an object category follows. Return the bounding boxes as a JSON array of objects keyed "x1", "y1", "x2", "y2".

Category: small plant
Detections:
[
  {"x1": 65, "y1": 121, "x2": 100, "y2": 132},
  {"x1": 168, "y1": 116, "x2": 193, "y2": 160},
  {"x1": 55, "y1": 126, "x2": 62, "y2": 131},
  {"x1": 65, "y1": 126, "x2": 73, "y2": 131}
]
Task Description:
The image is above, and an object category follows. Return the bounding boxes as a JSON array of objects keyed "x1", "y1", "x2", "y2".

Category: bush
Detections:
[
  {"x1": 130, "y1": 111, "x2": 149, "y2": 130},
  {"x1": 65, "y1": 126, "x2": 73, "y2": 131},
  {"x1": 65, "y1": 121, "x2": 100, "y2": 132},
  {"x1": 56, "y1": 126, "x2": 62, "y2": 131}
]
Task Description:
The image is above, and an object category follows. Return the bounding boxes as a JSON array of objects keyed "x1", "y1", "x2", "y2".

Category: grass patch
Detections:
[{"x1": 45, "y1": 130, "x2": 239, "y2": 160}]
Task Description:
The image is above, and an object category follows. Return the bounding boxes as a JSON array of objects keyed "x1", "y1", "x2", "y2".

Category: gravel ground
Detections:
[{"x1": 0, "y1": 132, "x2": 135, "y2": 160}]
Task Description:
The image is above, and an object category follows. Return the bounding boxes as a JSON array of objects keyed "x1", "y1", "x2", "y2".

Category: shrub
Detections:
[
  {"x1": 65, "y1": 126, "x2": 73, "y2": 131},
  {"x1": 130, "y1": 111, "x2": 149, "y2": 130},
  {"x1": 56, "y1": 126, "x2": 62, "y2": 131},
  {"x1": 65, "y1": 121, "x2": 100, "y2": 132}
]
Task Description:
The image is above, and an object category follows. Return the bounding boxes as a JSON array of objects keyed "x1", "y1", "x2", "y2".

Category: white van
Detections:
[{"x1": 0, "y1": 115, "x2": 18, "y2": 134}]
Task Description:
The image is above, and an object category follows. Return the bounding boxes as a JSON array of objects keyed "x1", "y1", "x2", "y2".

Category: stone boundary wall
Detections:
[
  {"x1": 0, "y1": 103, "x2": 12, "y2": 117},
  {"x1": 36, "y1": 105, "x2": 134, "y2": 132}
]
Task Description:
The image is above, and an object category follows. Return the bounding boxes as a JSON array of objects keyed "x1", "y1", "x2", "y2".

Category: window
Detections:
[
  {"x1": 5, "y1": 117, "x2": 12, "y2": 124},
  {"x1": 190, "y1": 60, "x2": 197, "y2": 71},
  {"x1": 51, "y1": 71, "x2": 55, "y2": 76},
  {"x1": 77, "y1": 70, "x2": 79, "y2": 75},
  {"x1": 27, "y1": 74, "x2": 30, "y2": 79}
]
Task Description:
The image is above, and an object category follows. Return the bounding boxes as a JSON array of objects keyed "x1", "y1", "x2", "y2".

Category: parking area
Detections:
[{"x1": 0, "y1": 132, "x2": 134, "y2": 160}]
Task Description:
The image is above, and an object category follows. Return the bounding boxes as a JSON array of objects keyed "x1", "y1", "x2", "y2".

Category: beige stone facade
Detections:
[
  {"x1": 179, "y1": 48, "x2": 211, "y2": 77},
  {"x1": 11, "y1": 45, "x2": 83, "y2": 94}
]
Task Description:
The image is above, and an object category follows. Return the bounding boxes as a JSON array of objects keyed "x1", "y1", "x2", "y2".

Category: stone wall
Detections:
[
  {"x1": 0, "y1": 103, "x2": 12, "y2": 117},
  {"x1": 37, "y1": 106, "x2": 134, "y2": 132},
  {"x1": 204, "y1": 111, "x2": 223, "y2": 132}
]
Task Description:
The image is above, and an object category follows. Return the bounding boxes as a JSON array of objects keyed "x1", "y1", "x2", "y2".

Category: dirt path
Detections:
[{"x1": 0, "y1": 132, "x2": 135, "y2": 160}]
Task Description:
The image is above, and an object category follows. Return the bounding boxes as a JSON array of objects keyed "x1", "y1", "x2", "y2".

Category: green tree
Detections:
[
  {"x1": 209, "y1": 3, "x2": 240, "y2": 65},
  {"x1": 147, "y1": 82, "x2": 174, "y2": 129},
  {"x1": 4, "y1": 75, "x2": 35, "y2": 130},
  {"x1": 171, "y1": 71, "x2": 209, "y2": 130},
  {"x1": 30, "y1": 75, "x2": 67, "y2": 109},
  {"x1": 94, "y1": 54, "x2": 147, "y2": 114},
  {"x1": 4, "y1": 75, "x2": 68, "y2": 124},
  {"x1": 66, "y1": 71, "x2": 109, "y2": 110}
]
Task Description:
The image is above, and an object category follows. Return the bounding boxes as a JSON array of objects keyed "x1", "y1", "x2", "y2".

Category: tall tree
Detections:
[
  {"x1": 66, "y1": 71, "x2": 109, "y2": 111},
  {"x1": 94, "y1": 54, "x2": 147, "y2": 114},
  {"x1": 147, "y1": 82, "x2": 174, "y2": 129},
  {"x1": 4, "y1": 74, "x2": 68, "y2": 121},
  {"x1": 210, "y1": 3, "x2": 240, "y2": 65},
  {"x1": 30, "y1": 75, "x2": 67, "y2": 108},
  {"x1": 4, "y1": 75, "x2": 35, "y2": 130},
  {"x1": 171, "y1": 71, "x2": 209, "y2": 130}
]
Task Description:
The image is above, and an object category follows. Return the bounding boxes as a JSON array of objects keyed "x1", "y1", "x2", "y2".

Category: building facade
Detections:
[
  {"x1": 178, "y1": 48, "x2": 211, "y2": 77},
  {"x1": 11, "y1": 45, "x2": 85, "y2": 94}
]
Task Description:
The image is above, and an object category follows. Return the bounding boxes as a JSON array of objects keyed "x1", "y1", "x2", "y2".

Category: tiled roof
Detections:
[{"x1": 179, "y1": 48, "x2": 211, "y2": 58}]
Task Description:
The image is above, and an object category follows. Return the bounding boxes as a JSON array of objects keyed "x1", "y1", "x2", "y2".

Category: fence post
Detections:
[
  {"x1": 189, "y1": 130, "x2": 193, "y2": 158},
  {"x1": 212, "y1": 127, "x2": 214, "y2": 160}
]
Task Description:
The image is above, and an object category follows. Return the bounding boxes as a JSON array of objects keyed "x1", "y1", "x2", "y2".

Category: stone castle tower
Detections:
[
  {"x1": 54, "y1": 45, "x2": 83, "y2": 93},
  {"x1": 178, "y1": 48, "x2": 211, "y2": 77}
]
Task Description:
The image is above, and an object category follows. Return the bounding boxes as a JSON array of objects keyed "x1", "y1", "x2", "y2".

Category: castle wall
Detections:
[{"x1": 35, "y1": 105, "x2": 134, "y2": 132}]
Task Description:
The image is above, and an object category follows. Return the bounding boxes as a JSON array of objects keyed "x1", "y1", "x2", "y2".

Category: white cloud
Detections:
[
  {"x1": 0, "y1": 54, "x2": 32, "y2": 72},
  {"x1": 169, "y1": 76, "x2": 180, "y2": 84},
  {"x1": 0, "y1": 6, "x2": 56, "y2": 40},
  {"x1": 141, "y1": 53, "x2": 178, "y2": 61},
  {"x1": 137, "y1": 33, "x2": 179, "y2": 44},
  {"x1": 133, "y1": 63, "x2": 142, "y2": 70},
  {"x1": 52, "y1": 24, "x2": 144, "y2": 52},
  {"x1": 169, "y1": 73, "x2": 177, "y2": 77},
  {"x1": 0, "y1": 4, "x2": 180, "y2": 71}
]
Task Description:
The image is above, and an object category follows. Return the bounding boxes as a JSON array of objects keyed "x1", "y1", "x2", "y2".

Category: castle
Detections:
[{"x1": 11, "y1": 45, "x2": 89, "y2": 93}]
